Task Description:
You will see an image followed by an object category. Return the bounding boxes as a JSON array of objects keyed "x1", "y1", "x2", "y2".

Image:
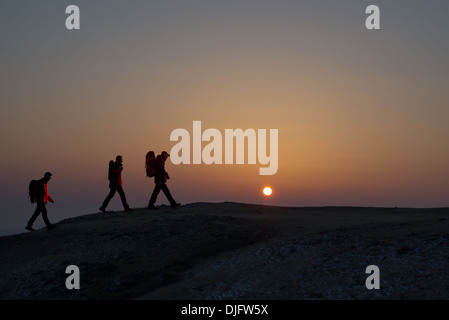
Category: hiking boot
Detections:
[
  {"x1": 148, "y1": 204, "x2": 157, "y2": 209},
  {"x1": 25, "y1": 225, "x2": 36, "y2": 232},
  {"x1": 99, "y1": 207, "x2": 107, "y2": 213},
  {"x1": 47, "y1": 224, "x2": 56, "y2": 230},
  {"x1": 171, "y1": 203, "x2": 181, "y2": 208},
  {"x1": 125, "y1": 207, "x2": 134, "y2": 212}
]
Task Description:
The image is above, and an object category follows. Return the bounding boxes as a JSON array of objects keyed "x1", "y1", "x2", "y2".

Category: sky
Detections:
[{"x1": 1, "y1": 0, "x2": 448, "y2": 235}]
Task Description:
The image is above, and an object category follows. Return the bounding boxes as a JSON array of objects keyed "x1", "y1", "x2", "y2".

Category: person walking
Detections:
[
  {"x1": 99, "y1": 155, "x2": 133, "y2": 213},
  {"x1": 26, "y1": 172, "x2": 56, "y2": 231},
  {"x1": 148, "y1": 151, "x2": 180, "y2": 209}
]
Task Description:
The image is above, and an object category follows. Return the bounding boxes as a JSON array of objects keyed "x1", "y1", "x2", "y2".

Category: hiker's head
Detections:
[
  {"x1": 44, "y1": 172, "x2": 52, "y2": 182},
  {"x1": 161, "y1": 151, "x2": 170, "y2": 161},
  {"x1": 116, "y1": 155, "x2": 123, "y2": 164}
]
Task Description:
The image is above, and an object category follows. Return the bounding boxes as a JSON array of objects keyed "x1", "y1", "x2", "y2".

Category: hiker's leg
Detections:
[
  {"x1": 116, "y1": 185, "x2": 130, "y2": 209},
  {"x1": 27, "y1": 204, "x2": 42, "y2": 227},
  {"x1": 161, "y1": 183, "x2": 176, "y2": 205},
  {"x1": 40, "y1": 204, "x2": 51, "y2": 226},
  {"x1": 101, "y1": 186, "x2": 116, "y2": 209},
  {"x1": 149, "y1": 183, "x2": 161, "y2": 206}
]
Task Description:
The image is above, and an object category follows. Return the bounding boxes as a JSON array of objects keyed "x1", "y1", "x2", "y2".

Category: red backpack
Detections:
[{"x1": 145, "y1": 151, "x2": 156, "y2": 177}]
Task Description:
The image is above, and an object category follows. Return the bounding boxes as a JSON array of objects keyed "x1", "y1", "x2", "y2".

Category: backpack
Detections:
[
  {"x1": 28, "y1": 179, "x2": 39, "y2": 203},
  {"x1": 107, "y1": 160, "x2": 114, "y2": 181},
  {"x1": 145, "y1": 151, "x2": 156, "y2": 177}
]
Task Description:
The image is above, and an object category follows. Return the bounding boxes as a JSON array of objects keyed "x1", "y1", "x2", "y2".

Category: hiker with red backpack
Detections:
[
  {"x1": 147, "y1": 151, "x2": 180, "y2": 209},
  {"x1": 26, "y1": 172, "x2": 56, "y2": 231}
]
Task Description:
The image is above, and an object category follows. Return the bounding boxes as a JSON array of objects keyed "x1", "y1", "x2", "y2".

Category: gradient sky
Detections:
[{"x1": 1, "y1": 1, "x2": 449, "y2": 235}]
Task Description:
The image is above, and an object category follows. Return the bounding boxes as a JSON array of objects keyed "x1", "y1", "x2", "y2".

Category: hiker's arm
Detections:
[
  {"x1": 161, "y1": 161, "x2": 169, "y2": 179},
  {"x1": 111, "y1": 165, "x2": 123, "y2": 173},
  {"x1": 48, "y1": 194, "x2": 55, "y2": 203}
]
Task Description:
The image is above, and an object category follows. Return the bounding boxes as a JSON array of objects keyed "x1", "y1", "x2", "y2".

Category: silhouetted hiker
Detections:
[
  {"x1": 26, "y1": 172, "x2": 56, "y2": 231},
  {"x1": 148, "y1": 151, "x2": 180, "y2": 209},
  {"x1": 99, "y1": 155, "x2": 133, "y2": 213}
]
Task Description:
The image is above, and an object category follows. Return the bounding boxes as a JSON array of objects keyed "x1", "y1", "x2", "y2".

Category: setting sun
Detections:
[{"x1": 263, "y1": 187, "x2": 273, "y2": 196}]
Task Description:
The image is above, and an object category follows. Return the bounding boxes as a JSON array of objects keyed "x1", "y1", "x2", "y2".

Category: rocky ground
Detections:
[{"x1": 1, "y1": 202, "x2": 449, "y2": 300}]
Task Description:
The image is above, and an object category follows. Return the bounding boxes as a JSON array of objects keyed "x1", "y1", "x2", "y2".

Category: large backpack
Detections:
[
  {"x1": 107, "y1": 160, "x2": 114, "y2": 181},
  {"x1": 28, "y1": 179, "x2": 39, "y2": 203},
  {"x1": 145, "y1": 151, "x2": 156, "y2": 177}
]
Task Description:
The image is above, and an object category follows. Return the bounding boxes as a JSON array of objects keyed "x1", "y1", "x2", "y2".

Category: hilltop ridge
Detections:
[{"x1": 1, "y1": 202, "x2": 448, "y2": 300}]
